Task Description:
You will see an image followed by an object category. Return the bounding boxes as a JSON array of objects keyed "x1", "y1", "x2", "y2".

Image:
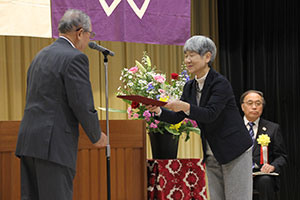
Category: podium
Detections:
[{"x1": 0, "y1": 120, "x2": 147, "y2": 200}]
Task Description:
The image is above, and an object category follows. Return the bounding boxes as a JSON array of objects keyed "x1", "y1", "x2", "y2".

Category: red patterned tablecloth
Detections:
[{"x1": 147, "y1": 159, "x2": 207, "y2": 200}]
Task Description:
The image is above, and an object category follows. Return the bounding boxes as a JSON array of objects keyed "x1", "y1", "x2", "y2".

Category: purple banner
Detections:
[{"x1": 51, "y1": 0, "x2": 190, "y2": 45}]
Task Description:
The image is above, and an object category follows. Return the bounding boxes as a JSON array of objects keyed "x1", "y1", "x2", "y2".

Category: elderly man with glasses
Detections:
[
  {"x1": 240, "y1": 90, "x2": 287, "y2": 200},
  {"x1": 15, "y1": 9, "x2": 107, "y2": 200}
]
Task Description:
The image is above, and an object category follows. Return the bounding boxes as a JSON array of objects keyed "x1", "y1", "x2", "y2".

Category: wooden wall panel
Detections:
[{"x1": 0, "y1": 120, "x2": 146, "y2": 200}]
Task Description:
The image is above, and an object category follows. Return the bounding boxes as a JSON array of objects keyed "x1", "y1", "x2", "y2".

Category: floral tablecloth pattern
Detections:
[{"x1": 147, "y1": 159, "x2": 207, "y2": 200}]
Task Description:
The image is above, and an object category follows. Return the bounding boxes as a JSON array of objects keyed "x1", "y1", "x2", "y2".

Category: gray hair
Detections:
[
  {"x1": 240, "y1": 90, "x2": 266, "y2": 106},
  {"x1": 58, "y1": 9, "x2": 91, "y2": 33},
  {"x1": 183, "y1": 35, "x2": 217, "y2": 66}
]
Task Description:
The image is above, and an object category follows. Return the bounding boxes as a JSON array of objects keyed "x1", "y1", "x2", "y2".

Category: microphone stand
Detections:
[{"x1": 102, "y1": 51, "x2": 111, "y2": 200}]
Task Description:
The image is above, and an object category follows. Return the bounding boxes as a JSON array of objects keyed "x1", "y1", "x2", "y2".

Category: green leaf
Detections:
[
  {"x1": 186, "y1": 127, "x2": 201, "y2": 134},
  {"x1": 98, "y1": 107, "x2": 127, "y2": 113},
  {"x1": 135, "y1": 60, "x2": 146, "y2": 73},
  {"x1": 146, "y1": 55, "x2": 151, "y2": 67}
]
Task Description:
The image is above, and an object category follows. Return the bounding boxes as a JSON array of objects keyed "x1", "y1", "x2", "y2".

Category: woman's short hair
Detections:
[
  {"x1": 58, "y1": 9, "x2": 91, "y2": 34},
  {"x1": 183, "y1": 35, "x2": 217, "y2": 66}
]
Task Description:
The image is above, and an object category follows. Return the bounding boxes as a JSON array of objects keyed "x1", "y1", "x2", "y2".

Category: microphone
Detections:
[{"x1": 88, "y1": 42, "x2": 115, "y2": 56}]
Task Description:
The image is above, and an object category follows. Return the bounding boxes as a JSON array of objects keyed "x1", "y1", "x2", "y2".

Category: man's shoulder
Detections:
[
  {"x1": 52, "y1": 38, "x2": 81, "y2": 54},
  {"x1": 259, "y1": 118, "x2": 280, "y2": 134},
  {"x1": 259, "y1": 118, "x2": 279, "y2": 127},
  {"x1": 40, "y1": 38, "x2": 84, "y2": 60}
]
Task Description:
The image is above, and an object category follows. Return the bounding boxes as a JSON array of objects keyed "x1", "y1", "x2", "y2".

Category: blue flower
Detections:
[
  {"x1": 147, "y1": 83, "x2": 154, "y2": 91},
  {"x1": 185, "y1": 76, "x2": 190, "y2": 81}
]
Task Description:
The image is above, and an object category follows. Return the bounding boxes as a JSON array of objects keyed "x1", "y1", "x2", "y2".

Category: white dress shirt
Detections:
[{"x1": 243, "y1": 116, "x2": 260, "y2": 139}]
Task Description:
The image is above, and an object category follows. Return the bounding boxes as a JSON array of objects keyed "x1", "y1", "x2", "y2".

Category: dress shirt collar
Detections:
[
  {"x1": 195, "y1": 69, "x2": 210, "y2": 85},
  {"x1": 59, "y1": 36, "x2": 75, "y2": 48},
  {"x1": 195, "y1": 69, "x2": 210, "y2": 93},
  {"x1": 243, "y1": 116, "x2": 260, "y2": 129}
]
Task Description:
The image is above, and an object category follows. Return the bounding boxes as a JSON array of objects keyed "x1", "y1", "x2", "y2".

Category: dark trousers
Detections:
[
  {"x1": 20, "y1": 156, "x2": 75, "y2": 200},
  {"x1": 253, "y1": 175, "x2": 276, "y2": 200}
]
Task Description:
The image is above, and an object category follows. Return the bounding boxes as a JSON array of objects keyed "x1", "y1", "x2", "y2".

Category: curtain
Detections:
[
  {"x1": 218, "y1": 0, "x2": 300, "y2": 199},
  {"x1": 0, "y1": 0, "x2": 218, "y2": 162}
]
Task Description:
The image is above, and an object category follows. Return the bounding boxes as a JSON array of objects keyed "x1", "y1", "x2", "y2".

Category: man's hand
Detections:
[
  {"x1": 260, "y1": 163, "x2": 275, "y2": 173},
  {"x1": 93, "y1": 132, "x2": 108, "y2": 148}
]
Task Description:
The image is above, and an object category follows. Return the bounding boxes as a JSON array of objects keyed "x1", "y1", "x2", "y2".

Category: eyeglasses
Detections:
[
  {"x1": 243, "y1": 100, "x2": 263, "y2": 107},
  {"x1": 76, "y1": 27, "x2": 96, "y2": 39}
]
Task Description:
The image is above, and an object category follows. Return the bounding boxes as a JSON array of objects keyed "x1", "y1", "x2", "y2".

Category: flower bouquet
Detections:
[{"x1": 117, "y1": 52, "x2": 200, "y2": 141}]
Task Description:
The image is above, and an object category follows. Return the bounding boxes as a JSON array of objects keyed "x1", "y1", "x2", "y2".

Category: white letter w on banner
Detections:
[
  {"x1": 99, "y1": 0, "x2": 122, "y2": 17},
  {"x1": 127, "y1": 0, "x2": 150, "y2": 19},
  {"x1": 99, "y1": 0, "x2": 150, "y2": 19}
]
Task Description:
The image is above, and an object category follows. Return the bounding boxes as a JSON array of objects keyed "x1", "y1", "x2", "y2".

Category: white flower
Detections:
[{"x1": 139, "y1": 80, "x2": 147, "y2": 85}]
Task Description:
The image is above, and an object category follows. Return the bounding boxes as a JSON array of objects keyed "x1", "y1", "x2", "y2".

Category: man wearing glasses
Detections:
[
  {"x1": 240, "y1": 90, "x2": 287, "y2": 200},
  {"x1": 15, "y1": 9, "x2": 107, "y2": 200}
]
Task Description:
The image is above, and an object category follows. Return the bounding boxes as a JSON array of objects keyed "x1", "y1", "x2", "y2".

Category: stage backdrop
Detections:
[
  {"x1": 51, "y1": 0, "x2": 190, "y2": 45},
  {"x1": 0, "y1": 0, "x2": 190, "y2": 45}
]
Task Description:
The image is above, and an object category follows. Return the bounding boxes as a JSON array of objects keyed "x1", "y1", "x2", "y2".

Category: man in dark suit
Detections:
[
  {"x1": 147, "y1": 35, "x2": 253, "y2": 200},
  {"x1": 15, "y1": 9, "x2": 107, "y2": 200},
  {"x1": 240, "y1": 90, "x2": 287, "y2": 200}
]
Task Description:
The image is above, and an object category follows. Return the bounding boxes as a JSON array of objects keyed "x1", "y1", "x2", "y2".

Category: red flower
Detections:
[
  {"x1": 171, "y1": 73, "x2": 179, "y2": 80},
  {"x1": 131, "y1": 101, "x2": 140, "y2": 109}
]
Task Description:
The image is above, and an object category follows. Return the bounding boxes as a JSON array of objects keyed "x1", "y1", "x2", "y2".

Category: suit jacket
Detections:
[
  {"x1": 15, "y1": 38, "x2": 101, "y2": 170},
  {"x1": 253, "y1": 118, "x2": 287, "y2": 173},
  {"x1": 158, "y1": 68, "x2": 253, "y2": 164}
]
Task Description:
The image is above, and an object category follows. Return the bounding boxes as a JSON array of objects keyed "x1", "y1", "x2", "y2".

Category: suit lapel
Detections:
[{"x1": 186, "y1": 79, "x2": 198, "y2": 106}]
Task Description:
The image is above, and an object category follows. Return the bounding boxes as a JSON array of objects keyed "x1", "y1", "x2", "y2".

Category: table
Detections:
[{"x1": 147, "y1": 159, "x2": 207, "y2": 200}]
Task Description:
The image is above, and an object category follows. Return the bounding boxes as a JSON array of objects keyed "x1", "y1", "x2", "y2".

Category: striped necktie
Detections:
[
  {"x1": 248, "y1": 122, "x2": 255, "y2": 168},
  {"x1": 248, "y1": 122, "x2": 255, "y2": 141}
]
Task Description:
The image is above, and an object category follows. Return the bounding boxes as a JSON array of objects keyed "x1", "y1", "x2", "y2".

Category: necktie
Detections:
[
  {"x1": 248, "y1": 122, "x2": 255, "y2": 141},
  {"x1": 248, "y1": 122, "x2": 255, "y2": 169}
]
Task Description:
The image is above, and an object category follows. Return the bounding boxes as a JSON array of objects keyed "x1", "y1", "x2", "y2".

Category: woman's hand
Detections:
[
  {"x1": 145, "y1": 105, "x2": 161, "y2": 114},
  {"x1": 165, "y1": 100, "x2": 190, "y2": 112}
]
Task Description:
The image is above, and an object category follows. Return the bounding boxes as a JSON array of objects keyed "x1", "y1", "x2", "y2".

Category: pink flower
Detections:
[
  {"x1": 190, "y1": 120, "x2": 198, "y2": 127},
  {"x1": 143, "y1": 110, "x2": 151, "y2": 118},
  {"x1": 143, "y1": 110, "x2": 151, "y2": 121},
  {"x1": 154, "y1": 120, "x2": 160, "y2": 124},
  {"x1": 129, "y1": 66, "x2": 138, "y2": 74},
  {"x1": 149, "y1": 123, "x2": 158, "y2": 129},
  {"x1": 132, "y1": 113, "x2": 139, "y2": 119},
  {"x1": 153, "y1": 75, "x2": 166, "y2": 83},
  {"x1": 158, "y1": 89, "x2": 165, "y2": 94},
  {"x1": 183, "y1": 118, "x2": 198, "y2": 128},
  {"x1": 127, "y1": 106, "x2": 132, "y2": 118}
]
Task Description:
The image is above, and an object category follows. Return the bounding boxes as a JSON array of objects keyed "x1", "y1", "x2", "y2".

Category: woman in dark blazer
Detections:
[{"x1": 147, "y1": 35, "x2": 253, "y2": 200}]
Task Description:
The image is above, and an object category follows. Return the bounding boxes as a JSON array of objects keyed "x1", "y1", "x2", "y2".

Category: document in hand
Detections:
[
  {"x1": 117, "y1": 95, "x2": 167, "y2": 107},
  {"x1": 252, "y1": 171, "x2": 279, "y2": 176}
]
